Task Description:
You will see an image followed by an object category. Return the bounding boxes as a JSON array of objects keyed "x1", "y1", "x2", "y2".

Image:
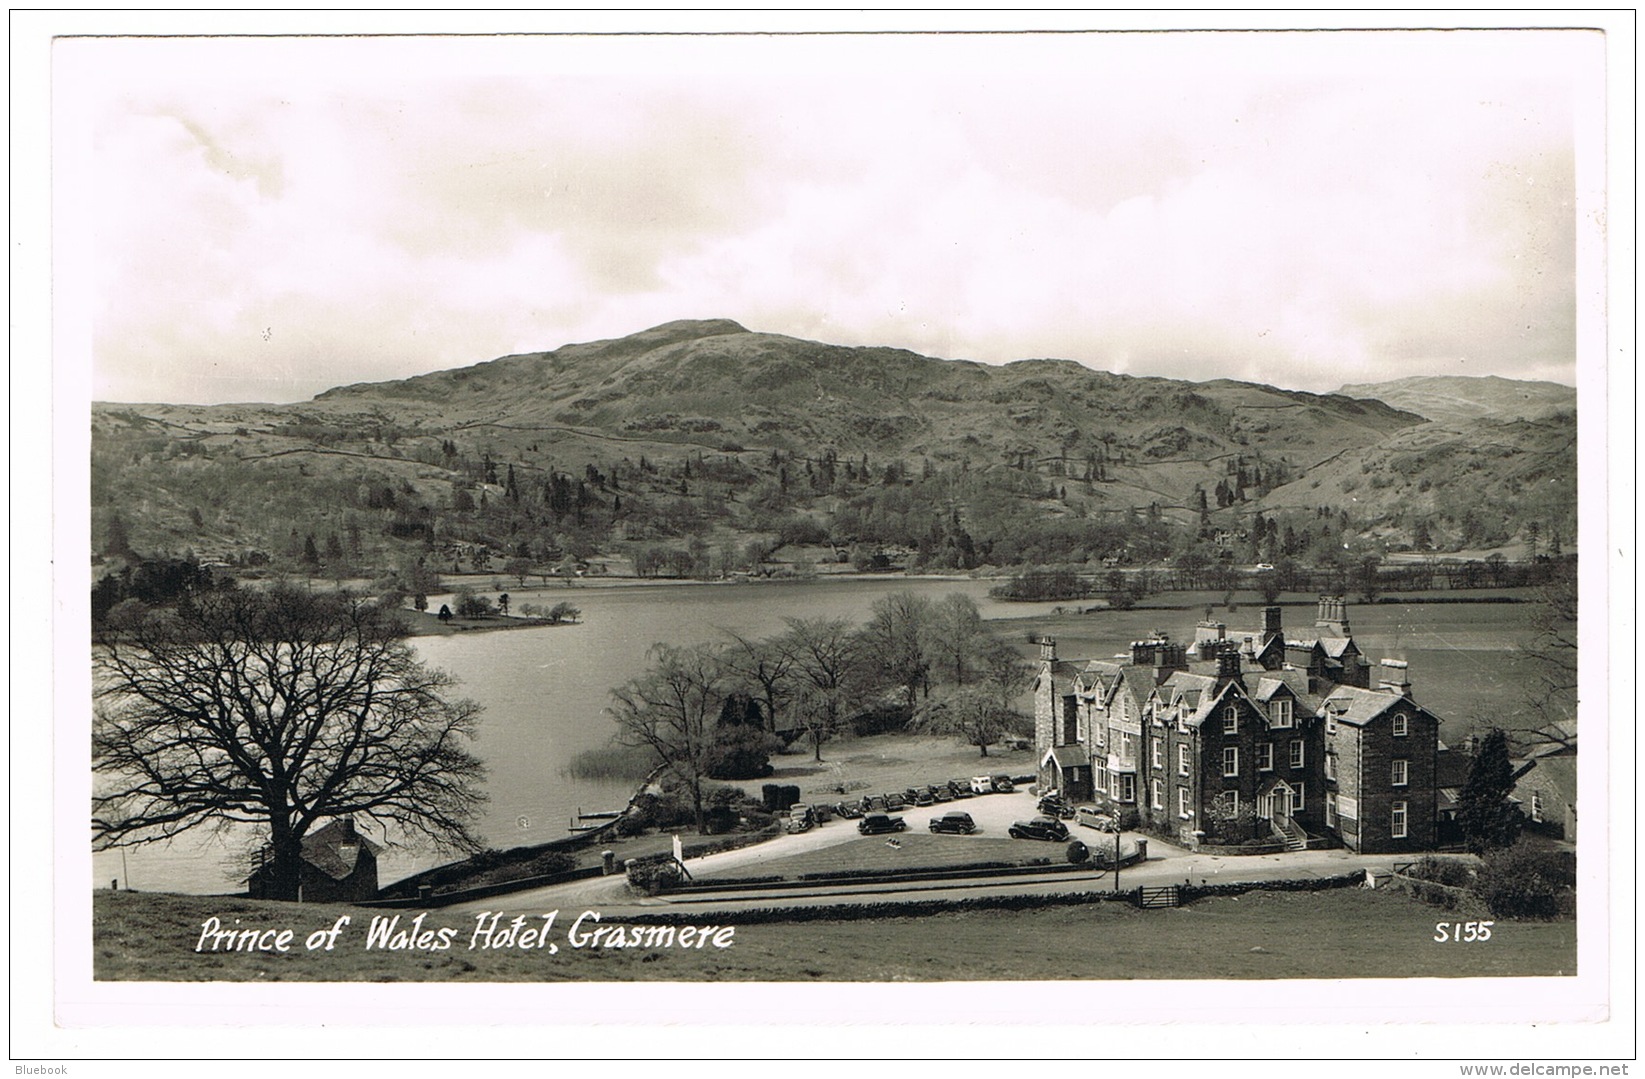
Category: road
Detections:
[{"x1": 447, "y1": 790, "x2": 1419, "y2": 918}]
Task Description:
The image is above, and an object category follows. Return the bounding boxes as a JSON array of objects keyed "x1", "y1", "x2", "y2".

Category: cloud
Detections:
[{"x1": 71, "y1": 32, "x2": 1591, "y2": 404}]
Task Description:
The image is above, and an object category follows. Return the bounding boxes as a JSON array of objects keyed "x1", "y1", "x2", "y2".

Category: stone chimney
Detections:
[
  {"x1": 1213, "y1": 642, "x2": 1243, "y2": 688},
  {"x1": 1131, "y1": 638, "x2": 1159, "y2": 667},
  {"x1": 1262, "y1": 605, "x2": 1283, "y2": 643},
  {"x1": 1316, "y1": 595, "x2": 1351, "y2": 637},
  {"x1": 1040, "y1": 636, "x2": 1057, "y2": 663},
  {"x1": 1378, "y1": 658, "x2": 1412, "y2": 698},
  {"x1": 1153, "y1": 640, "x2": 1189, "y2": 685}
]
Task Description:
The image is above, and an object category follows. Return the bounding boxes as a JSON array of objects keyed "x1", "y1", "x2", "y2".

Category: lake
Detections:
[
  {"x1": 92, "y1": 582, "x2": 1551, "y2": 895},
  {"x1": 94, "y1": 576, "x2": 1040, "y2": 895}
]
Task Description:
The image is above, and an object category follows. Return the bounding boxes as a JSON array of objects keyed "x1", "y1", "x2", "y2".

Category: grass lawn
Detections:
[{"x1": 93, "y1": 886, "x2": 1573, "y2": 982}]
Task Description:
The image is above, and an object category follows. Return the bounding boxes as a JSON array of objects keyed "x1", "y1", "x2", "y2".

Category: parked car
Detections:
[
  {"x1": 1038, "y1": 793, "x2": 1076, "y2": 820},
  {"x1": 947, "y1": 780, "x2": 975, "y2": 799},
  {"x1": 927, "y1": 811, "x2": 979, "y2": 835},
  {"x1": 1008, "y1": 816, "x2": 1071, "y2": 842},
  {"x1": 991, "y1": 775, "x2": 1016, "y2": 793},
  {"x1": 858, "y1": 813, "x2": 907, "y2": 835},
  {"x1": 928, "y1": 784, "x2": 953, "y2": 803},
  {"x1": 883, "y1": 792, "x2": 912, "y2": 811},
  {"x1": 906, "y1": 787, "x2": 936, "y2": 807},
  {"x1": 861, "y1": 795, "x2": 886, "y2": 814},
  {"x1": 833, "y1": 800, "x2": 865, "y2": 819},
  {"x1": 784, "y1": 804, "x2": 815, "y2": 833},
  {"x1": 970, "y1": 776, "x2": 997, "y2": 794},
  {"x1": 1074, "y1": 806, "x2": 1120, "y2": 832}
]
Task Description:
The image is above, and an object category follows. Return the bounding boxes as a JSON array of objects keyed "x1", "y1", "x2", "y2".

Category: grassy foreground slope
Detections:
[{"x1": 94, "y1": 887, "x2": 1573, "y2": 982}]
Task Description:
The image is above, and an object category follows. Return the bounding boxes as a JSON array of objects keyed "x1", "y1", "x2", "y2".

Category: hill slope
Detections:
[
  {"x1": 1336, "y1": 375, "x2": 1575, "y2": 425},
  {"x1": 90, "y1": 320, "x2": 1574, "y2": 580}
]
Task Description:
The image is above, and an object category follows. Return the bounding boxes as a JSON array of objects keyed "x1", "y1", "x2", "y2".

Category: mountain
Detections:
[
  {"x1": 1336, "y1": 375, "x2": 1576, "y2": 425},
  {"x1": 90, "y1": 320, "x2": 1575, "y2": 579}
]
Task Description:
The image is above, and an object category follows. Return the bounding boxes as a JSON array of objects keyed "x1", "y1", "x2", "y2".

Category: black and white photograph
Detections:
[{"x1": 18, "y1": 9, "x2": 1633, "y2": 1066}]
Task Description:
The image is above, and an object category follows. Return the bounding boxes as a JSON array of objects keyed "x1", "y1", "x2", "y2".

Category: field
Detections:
[{"x1": 92, "y1": 886, "x2": 1575, "y2": 982}]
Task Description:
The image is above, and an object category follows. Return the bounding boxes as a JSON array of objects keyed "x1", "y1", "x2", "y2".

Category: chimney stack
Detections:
[
  {"x1": 1378, "y1": 658, "x2": 1411, "y2": 698},
  {"x1": 1040, "y1": 637, "x2": 1057, "y2": 663},
  {"x1": 1263, "y1": 605, "x2": 1283, "y2": 643},
  {"x1": 1316, "y1": 595, "x2": 1351, "y2": 637}
]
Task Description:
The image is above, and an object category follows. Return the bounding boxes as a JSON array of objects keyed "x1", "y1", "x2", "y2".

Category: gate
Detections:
[{"x1": 1135, "y1": 885, "x2": 1180, "y2": 909}]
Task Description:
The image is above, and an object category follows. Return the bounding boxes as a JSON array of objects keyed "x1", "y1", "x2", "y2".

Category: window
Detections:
[
  {"x1": 1119, "y1": 731, "x2": 1134, "y2": 764},
  {"x1": 1257, "y1": 743, "x2": 1274, "y2": 771},
  {"x1": 1325, "y1": 752, "x2": 1337, "y2": 780},
  {"x1": 1270, "y1": 698, "x2": 1293, "y2": 728},
  {"x1": 1326, "y1": 713, "x2": 1338, "y2": 736},
  {"x1": 1095, "y1": 763, "x2": 1109, "y2": 796},
  {"x1": 1222, "y1": 747, "x2": 1239, "y2": 777},
  {"x1": 1177, "y1": 786, "x2": 1192, "y2": 819},
  {"x1": 1178, "y1": 744, "x2": 1191, "y2": 777},
  {"x1": 1223, "y1": 706, "x2": 1239, "y2": 734},
  {"x1": 1221, "y1": 790, "x2": 1239, "y2": 816},
  {"x1": 1289, "y1": 739, "x2": 1305, "y2": 769},
  {"x1": 1392, "y1": 712, "x2": 1408, "y2": 738},
  {"x1": 1151, "y1": 778, "x2": 1163, "y2": 810},
  {"x1": 1391, "y1": 759, "x2": 1408, "y2": 787},
  {"x1": 1294, "y1": 782, "x2": 1305, "y2": 811},
  {"x1": 1391, "y1": 801, "x2": 1408, "y2": 839},
  {"x1": 1326, "y1": 792, "x2": 1338, "y2": 828},
  {"x1": 1151, "y1": 740, "x2": 1162, "y2": 770},
  {"x1": 1531, "y1": 790, "x2": 1544, "y2": 822},
  {"x1": 1119, "y1": 774, "x2": 1136, "y2": 804}
]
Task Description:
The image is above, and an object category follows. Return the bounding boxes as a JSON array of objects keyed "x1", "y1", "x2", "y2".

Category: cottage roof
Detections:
[
  {"x1": 298, "y1": 819, "x2": 383, "y2": 881},
  {"x1": 1514, "y1": 755, "x2": 1578, "y2": 804}
]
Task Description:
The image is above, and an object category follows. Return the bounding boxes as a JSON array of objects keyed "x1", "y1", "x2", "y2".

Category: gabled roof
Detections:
[
  {"x1": 1043, "y1": 744, "x2": 1090, "y2": 770},
  {"x1": 1319, "y1": 636, "x2": 1357, "y2": 659},
  {"x1": 1318, "y1": 684, "x2": 1419, "y2": 727},
  {"x1": 1158, "y1": 671, "x2": 1224, "y2": 726},
  {"x1": 298, "y1": 819, "x2": 383, "y2": 881},
  {"x1": 1513, "y1": 755, "x2": 1578, "y2": 803}
]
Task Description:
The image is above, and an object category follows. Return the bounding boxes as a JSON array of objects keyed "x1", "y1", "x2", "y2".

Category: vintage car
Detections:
[
  {"x1": 1008, "y1": 816, "x2": 1071, "y2": 842},
  {"x1": 927, "y1": 811, "x2": 979, "y2": 835},
  {"x1": 784, "y1": 805, "x2": 815, "y2": 833},
  {"x1": 1074, "y1": 806, "x2": 1121, "y2": 832},
  {"x1": 858, "y1": 813, "x2": 908, "y2": 835}
]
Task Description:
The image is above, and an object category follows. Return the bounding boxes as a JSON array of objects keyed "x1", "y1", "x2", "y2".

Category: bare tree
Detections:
[
  {"x1": 93, "y1": 586, "x2": 487, "y2": 901},
  {"x1": 608, "y1": 643, "x2": 727, "y2": 833},
  {"x1": 781, "y1": 617, "x2": 862, "y2": 762},
  {"x1": 859, "y1": 590, "x2": 933, "y2": 716},
  {"x1": 924, "y1": 592, "x2": 986, "y2": 686},
  {"x1": 720, "y1": 630, "x2": 796, "y2": 735},
  {"x1": 1514, "y1": 561, "x2": 1578, "y2": 751}
]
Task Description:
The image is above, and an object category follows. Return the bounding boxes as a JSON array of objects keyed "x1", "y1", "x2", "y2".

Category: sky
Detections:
[{"x1": 58, "y1": 28, "x2": 1601, "y2": 405}]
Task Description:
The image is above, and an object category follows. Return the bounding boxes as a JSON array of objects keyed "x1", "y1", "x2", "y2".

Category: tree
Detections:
[
  {"x1": 1457, "y1": 728, "x2": 1524, "y2": 854},
  {"x1": 859, "y1": 591, "x2": 933, "y2": 716},
  {"x1": 914, "y1": 685, "x2": 1023, "y2": 757},
  {"x1": 721, "y1": 631, "x2": 796, "y2": 735},
  {"x1": 504, "y1": 557, "x2": 533, "y2": 587},
  {"x1": 92, "y1": 587, "x2": 486, "y2": 901},
  {"x1": 781, "y1": 617, "x2": 862, "y2": 761},
  {"x1": 976, "y1": 636, "x2": 1032, "y2": 716},
  {"x1": 454, "y1": 587, "x2": 493, "y2": 619},
  {"x1": 1516, "y1": 561, "x2": 1578, "y2": 747},
  {"x1": 924, "y1": 593, "x2": 986, "y2": 686},
  {"x1": 545, "y1": 602, "x2": 581, "y2": 624},
  {"x1": 608, "y1": 643, "x2": 727, "y2": 834}
]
